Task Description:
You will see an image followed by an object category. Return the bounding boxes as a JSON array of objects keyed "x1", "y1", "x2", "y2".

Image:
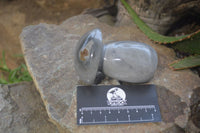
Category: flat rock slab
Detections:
[
  {"x1": 0, "y1": 82, "x2": 59, "y2": 133},
  {"x1": 20, "y1": 15, "x2": 200, "y2": 133}
]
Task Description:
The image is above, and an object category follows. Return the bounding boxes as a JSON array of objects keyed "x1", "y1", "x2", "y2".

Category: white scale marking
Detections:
[
  {"x1": 128, "y1": 115, "x2": 130, "y2": 121},
  {"x1": 79, "y1": 116, "x2": 83, "y2": 124},
  {"x1": 152, "y1": 114, "x2": 154, "y2": 119},
  {"x1": 79, "y1": 105, "x2": 157, "y2": 124},
  {"x1": 109, "y1": 110, "x2": 111, "y2": 114},
  {"x1": 80, "y1": 105, "x2": 156, "y2": 111},
  {"x1": 80, "y1": 118, "x2": 155, "y2": 124},
  {"x1": 127, "y1": 109, "x2": 129, "y2": 113},
  {"x1": 118, "y1": 109, "x2": 120, "y2": 113}
]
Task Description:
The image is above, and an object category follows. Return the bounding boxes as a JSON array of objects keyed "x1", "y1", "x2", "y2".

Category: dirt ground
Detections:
[{"x1": 0, "y1": 0, "x2": 105, "y2": 69}]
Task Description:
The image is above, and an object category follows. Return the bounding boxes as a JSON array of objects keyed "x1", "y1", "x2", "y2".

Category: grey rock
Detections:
[
  {"x1": 20, "y1": 15, "x2": 200, "y2": 133},
  {"x1": 103, "y1": 41, "x2": 157, "y2": 83},
  {"x1": 162, "y1": 124, "x2": 185, "y2": 133},
  {"x1": 20, "y1": 23, "x2": 80, "y2": 122},
  {"x1": 156, "y1": 86, "x2": 187, "y2": 123},
  {"x1": 186, "y1": 87, "x2": 200, "y2": 133},
  {"x1": 0, "y1": 82, "x2": 59, "y2": 133},
  {"x1": 116, "y1": 0, "x2": 200, "y2": 35}
]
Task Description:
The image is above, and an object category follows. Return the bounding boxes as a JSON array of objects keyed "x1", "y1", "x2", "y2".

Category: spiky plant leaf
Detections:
[
  {"x1": 169, "y1": 55, "x2": 200, "y2": 70},
  {"x1": 120, "y1": 0, "x2": 200, "y2": 54}
]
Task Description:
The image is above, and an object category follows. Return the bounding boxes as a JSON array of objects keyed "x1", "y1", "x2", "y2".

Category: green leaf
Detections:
[
  {"x1": 0, "y1": 74, "x2": 8, "y2": 84},
  {"x1": 169, "y1": 55, "x2": 200, "y2": 70},
  {"x1": 0, "y1": 78, "x2": 8, "y2": 84},
  {"x1": 172, "y1": 33, "x2": 200, "y2": 54},
  {"x1": 120, "y1": 0, "x2": 189, "y2": 43},
  {"x1": 0, "y1": 51, "x2": 32, "y2": 84},
  {"x1": 12, "y1": 54, "x2": 24, "y2": 58},
  {"x1": 9, "y1": 69, "x2": 18, "y2": 81},
  {"x1": 120, "y1": 0, "x2": 200, "y2": 54},
  {"x1": 0, "y1": 51, "x2": 10, "y2": 72}
]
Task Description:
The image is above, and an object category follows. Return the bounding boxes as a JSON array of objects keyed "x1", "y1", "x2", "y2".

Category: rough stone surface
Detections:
[
  {"x1": 190, "y1": 87, "x2": 200, "y2": 128},
  {"x1": 162, "y1": 124, "x2": 185, "y2": 133},
  {"x1": 116, "y1": 0, "x2": 200, "y2": 35},
  {"x1": 186, "y1": 87, "x2": 200, "y2": 133},
  {"x1": 20, "y1": 15, "x2": 200, "y2": 133},
  {"x1": 156, "y1": 86, "x2": 187, "y2": 123},
  {"x1": 0, "y1": 82, "x2": 59, "y2": 133}
]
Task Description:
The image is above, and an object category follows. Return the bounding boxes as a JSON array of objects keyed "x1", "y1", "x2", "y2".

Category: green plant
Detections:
[
  {"x1": 120, "y1": 0, "x2": 200, "y2": 70},
  {"x1": 0, "y1": 51, "x2": 32, "y2": 84},
  {"x1": 169, "y1": 55, "x2": 200, "y2": 70}
]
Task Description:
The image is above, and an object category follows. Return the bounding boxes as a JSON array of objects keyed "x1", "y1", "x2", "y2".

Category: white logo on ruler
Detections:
[{"x1": 107, "y1": 87, "x2": 127, "y2": 106}]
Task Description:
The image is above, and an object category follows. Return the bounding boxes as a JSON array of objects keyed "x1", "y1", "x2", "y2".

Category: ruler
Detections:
[{"x1": 77, "y1": 85, "x2": 161, "y2": 125}]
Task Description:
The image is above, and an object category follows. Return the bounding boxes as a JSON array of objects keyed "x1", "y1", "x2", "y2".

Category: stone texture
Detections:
[
  {"x1": 156, "y1": 86, "x2": 187, "y2": 123},
  {"x1": 186, "y1": 87, "x2": 200, "y2": 133},
  {"x1": 116, "y1": 0, "x2": 200, "y2": 35},
  {"x1": 190, "y1": 87, "x2": 200, "y2": 128},
  {"x1": 162, "y1": 124, "x2": 185, "y2": 133},
  {"x1": 20, "y1": 15, "x2": 200, "y2": 133},
  {"x1": 0, "y1": 82, "x2": 59, "y2": 133},
  {"x1": 103, "y1": 41, "x2": 158, "y2": 83},
  {"x1": 186, "y1": 119, "x2": 200, "y2": 133},
  {"x1": 35, "y1": 0, "x2": 105, "y2": 13}
]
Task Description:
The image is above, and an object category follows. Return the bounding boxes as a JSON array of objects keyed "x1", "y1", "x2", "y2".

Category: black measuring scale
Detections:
[{"x1": 77, "y1": 84, "x2": 161, "y2": 125}]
